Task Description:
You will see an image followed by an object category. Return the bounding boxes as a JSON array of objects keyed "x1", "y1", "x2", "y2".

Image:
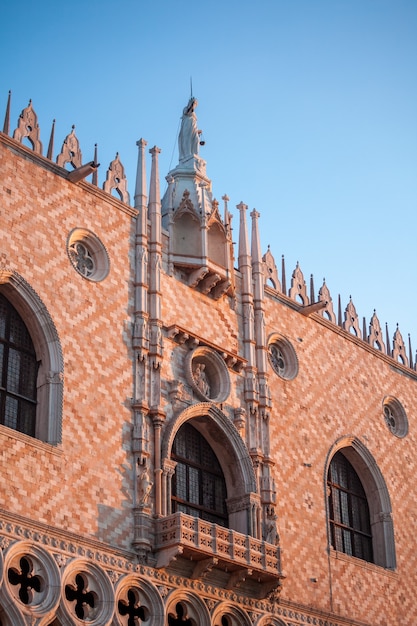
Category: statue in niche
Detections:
[
  {"x1": 178, "y1": 98, "x2": 200, "y2": 161},
  {"x1": 192, "y1": 362, "x2": 210, "y2": 397},
  {"x1": 263, "y1": 507, "x2": 280, "y2": 545},
  {"x1": 137, "y1": 461, "x2": 153, "y2": 506}
]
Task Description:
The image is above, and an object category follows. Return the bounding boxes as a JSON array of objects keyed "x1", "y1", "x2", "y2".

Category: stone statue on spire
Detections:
[{"x1": 178, "y1": 97, "x2": 200, "y2": 161}]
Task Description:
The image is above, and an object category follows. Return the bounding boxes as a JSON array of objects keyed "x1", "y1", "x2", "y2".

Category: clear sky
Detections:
[{"x1": 2, "y1": 0, "x2": 417, "y2": 357}]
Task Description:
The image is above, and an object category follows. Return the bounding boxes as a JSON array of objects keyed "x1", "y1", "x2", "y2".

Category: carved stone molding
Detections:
[{"x1": 166, "y1": 324, "x2": 245, "y2": 373}]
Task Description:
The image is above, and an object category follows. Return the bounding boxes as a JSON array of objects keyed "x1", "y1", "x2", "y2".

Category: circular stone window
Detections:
[
  {"x1": 382, "y1": 396, "x2": 408, "y2": 438},
  {"x1": 185, "y1": 347, "x2": 230, "y2": 403},
  {"x1": 67, "y1": 228, "x2": 110, "y2": 282},
  {"x1": 268, "y1": 334, "x2": 298, "y2": 380}
]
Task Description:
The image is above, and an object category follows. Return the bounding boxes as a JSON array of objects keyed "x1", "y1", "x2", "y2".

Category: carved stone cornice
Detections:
[{"x1": 165, "y1": 324, "x2": 245, "y2": 373}]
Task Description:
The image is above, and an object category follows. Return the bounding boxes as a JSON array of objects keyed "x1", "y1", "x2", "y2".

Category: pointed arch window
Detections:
[
  {"x1": 327, "y1": 451, "x2": 373, "y2": 563},
  {"x1": 171, "y1": 422, "x2": 228, "y2": 526},
  {"x1": 0, "y1": 294, "x2": 37, "y2": 436}
]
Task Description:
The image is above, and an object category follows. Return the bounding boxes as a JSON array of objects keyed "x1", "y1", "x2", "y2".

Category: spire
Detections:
[
  {"x1": 408, "y1": 334, "x2": 413, "y2": 369},
  {"x1": 385, "y1": 323, "x2": 391, "y2": 357},
  {"x1": 251, "y1": 209, "x2": 262, "y2": 267},
  {"x1": 149, "y1": 146, "x2": 161, "y2": 208},
  {"x1": 3, "y1": 90, "x2": 11, "y2": 135},
  {"x1": 148, "y1": 145, "x2": 163, "y2": 367},
  {"x1": 92, "y1": 144, "x2": 98, "y2": 186},
  {"x1": 281, "y1": 255, "x2": 286, "y2": 295},
  {"x1": 251, "y1": 209, "x2": 270, "y2": 410},
  {"x1": 47, "y1": 119, "x2": 55, "y2": 160},
  {"x1": 135, "y1": 138, "x2": 148, "y2": 210},
  {"x1": 238, "y1": 202, "x2": 250, "y2": 268},
  {"x1": 310, "y1": 274, "x2": 315, "y2": 303}
]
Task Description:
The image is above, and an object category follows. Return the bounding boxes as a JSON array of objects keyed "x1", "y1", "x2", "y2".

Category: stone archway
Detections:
[
  {"x1": 161, "y1": 403, "x2": 259, "y2": 536},
  {"x1": 325, "y1": 436, "x2": 396, "y2": 569},
  {"x1": 0, "y1": 270, "x2": 64, "y2": 444}
]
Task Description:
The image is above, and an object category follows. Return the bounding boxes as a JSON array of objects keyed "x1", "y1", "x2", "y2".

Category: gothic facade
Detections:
[{"x1": 0, "y1": 94, "x2": 416, "y2": 625}]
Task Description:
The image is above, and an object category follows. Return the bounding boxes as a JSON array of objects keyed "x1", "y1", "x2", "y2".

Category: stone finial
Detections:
[
  {"x1": 368, "y1": 310, "x2": 386, "y2": 352},
  {"x1": 222, "y1": 194, "x2": 229, "y2": 221},
  {"x1": 149, "y1": 146, "x2": 161, "y2": 208},
  {"x1": 208, "y1": 198, "x2": 222, "y2": 224},
  {"x1": 289, "y1": 262, "x2": 309, "y2": 305},
  {"x1": 318, "y1": 280, "x2": 336, "y2": 323},
  {"x1": 56, "y1": 126, "x2": 82, "y2": 169},
  {"x1": 13, "y1": 100, "x2": 43, "y2": 154},
  {"x1": 262, "y1": 246, "x2": 281, "y2": 291},
  {"x1": 343, "y1": 297, "x2": 361, "y2": 338},
  {"x1": 134, "y1": 138, "x2": 148, "y2": 209},
  {"x1": 176, "y1": 189, "x2": 197, "y2": 219},
  {"x1": 237, "y1": 202, "x2": 250, "y2": 264},
  {"x1": 103, "y1": 153, "x2": 130, "y2": 204},
  {"x1": 392, "y1": 325, "x2": 409, "y2": 367}
]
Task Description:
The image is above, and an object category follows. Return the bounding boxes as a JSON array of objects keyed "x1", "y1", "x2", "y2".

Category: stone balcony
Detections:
[{"x1": 154, "y1": 513, "x2": 283, "y2": 597}]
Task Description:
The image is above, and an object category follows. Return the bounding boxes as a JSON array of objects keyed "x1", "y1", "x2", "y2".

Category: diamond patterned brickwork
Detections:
[
  {"x1": 2, "y1": 129, "x2": 417, "y2": 625},
  {"x1": 0, "y1": 137, "x2": 136, "y2": 548},
  {"x1": 161, "y1": 272, "x2": 240, "y2": 355},
  {"x1": 265, "y1": 297, "x2": 417, "y2": 624}
]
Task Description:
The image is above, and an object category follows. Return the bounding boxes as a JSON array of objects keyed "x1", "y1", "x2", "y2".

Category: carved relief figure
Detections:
[
  {"x1": 137, "y1": 461, "x2": 153, "y2": 506},
  {"x1": 193, "y1": 362, "x2": 210, "y2": 397},
  {"x1": 178, "y1": 98, "x2": 199, "y2": 161},
  {"x1": 263, "y1": 507, "x2": 280, "y2": 545}
]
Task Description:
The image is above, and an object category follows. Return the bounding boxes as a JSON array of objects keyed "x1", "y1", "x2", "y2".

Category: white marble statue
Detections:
[{"x1": 178, "y1": 98, "x2": 199, "y2": 161}]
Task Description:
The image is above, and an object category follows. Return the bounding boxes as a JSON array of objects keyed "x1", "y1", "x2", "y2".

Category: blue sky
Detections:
[{"x1": 2, "y1": 0, "x2": 417, "y2": 356}]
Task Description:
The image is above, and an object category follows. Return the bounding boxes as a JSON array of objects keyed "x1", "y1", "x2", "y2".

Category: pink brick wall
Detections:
[
  {"x1": 1, "y1": 138, "x2": 136, "y2": 548},
  {"x1": 1, "y1": 134, "x2": 416, "y2": 624}
]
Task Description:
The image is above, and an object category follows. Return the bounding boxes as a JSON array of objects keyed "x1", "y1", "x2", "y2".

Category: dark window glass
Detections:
[
  {"x1": 327, "y1": 451, "x2": 373, "y2": 563},
  {"x1": 0, "y1": 294, "x2": 37, "y2": 437},
  {"x1": 172, "y1": 422, "x2": 228, "y2": 526}
]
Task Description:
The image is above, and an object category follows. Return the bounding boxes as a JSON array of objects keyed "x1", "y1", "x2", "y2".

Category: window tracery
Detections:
[
  {"x1": 0, "y1": 294, "x2": 37, "y2": 437},
  {"x1": 267, "y1": 334, "x2": 298, "y2": 380},
  {"x1": 0, "y1": 272, "x2": 64, "y2": 443},
  {"x1": 326, "y1": 440, "x2": 396, "y2": 569},
  {"x1": 171, "y1": 422, "x2": 228, "y2": 526},
  {"x1": 327, "y1": 451, "x2": 373, "y2": 562},
  {"x1": 67, "y1": 228, "x2": 110, "y2": 282},
  {"x1": 382, "y1": 396, "x2": 408, "y2": 438}
]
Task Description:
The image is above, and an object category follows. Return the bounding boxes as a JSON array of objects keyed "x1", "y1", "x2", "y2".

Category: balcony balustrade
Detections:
[{"x1": 154, "y1": 512, "x2": 283, "y2": 596}]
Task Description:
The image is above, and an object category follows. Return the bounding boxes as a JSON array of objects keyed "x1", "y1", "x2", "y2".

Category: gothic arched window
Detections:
[
  {"x1": 171, "y1": 422, "x2": 228, "y2": 526},
  {"x1": 0, "y1": 294, "x2": 37, "y2": 437},
  {"x1": 327, "y1": 450, "x2": 373, "y2": 563}
]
